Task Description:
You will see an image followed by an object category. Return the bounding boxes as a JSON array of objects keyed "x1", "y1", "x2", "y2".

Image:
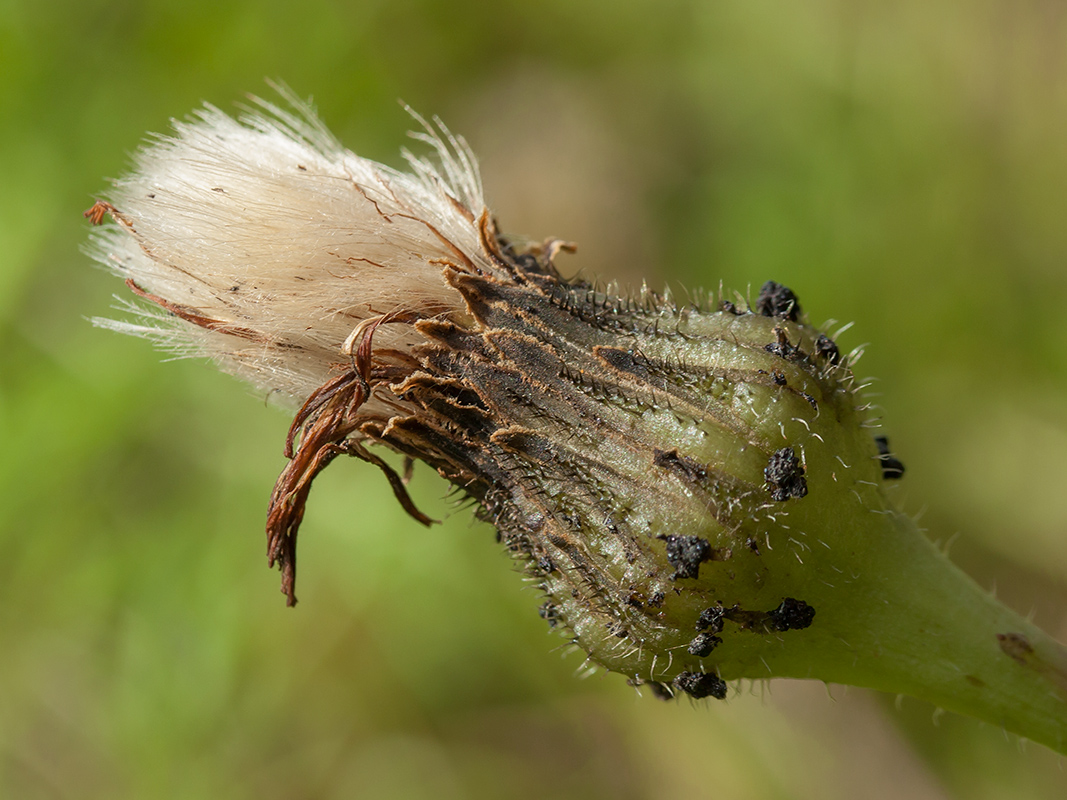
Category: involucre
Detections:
[{"x1": 86, "y1": 88, "x2": 1067, "y2": 752}]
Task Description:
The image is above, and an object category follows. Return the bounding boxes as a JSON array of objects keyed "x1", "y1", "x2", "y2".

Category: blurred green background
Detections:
[{"x1": 3, "y1": 1, "x2": 1067, "y2": 797}]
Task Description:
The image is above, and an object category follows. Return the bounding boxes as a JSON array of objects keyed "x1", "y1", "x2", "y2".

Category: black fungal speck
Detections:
[
  {"x1": 646, "y1": 681, "x2": 674, "y2": 701},
  {"x1": 874, "y1": 436, "x2": 906, "y2": 479},
  {"x1": 767, "y1": 597, "x2": 815, "y2": 631},
  {"x1": 765, "y1": 327, "x2": 801, "y2": 361},
  {"x1": 653, "y1": 448, "x2": 708, "y2": 486},
  {"x1": 764, "y1": 447, "x2": 808, "y2": 501},
  {"x1": 998, "y1": 632, "x2": 1035, "y2": 665},
  {"x1": 538, "y1": 602, "x2": 560, "y2": 628},
  {"x1": 673, "y1": 671, "x2": 728, "y2": 700},
  {"x1": 687, "y1": 631, "x2": 723, "y2": 657},
  {"x1": 756, "y1": 281, "x2": 801, "y2": 321},
  {"x1": 771, "y1": 369, "x2": 787, "y2": 386},
  {"x1": 660, "y1": 534, "x2": 712, "y2": 580},
  {"x1": 696, "y1": 605, "x2": 725, "y2": 633},
  {"x1": 718, "y1": 300, "x2": 741, "y2": 315},
  {"x1": 815, "y1": 333, "x2": 840, "y2": 365}
]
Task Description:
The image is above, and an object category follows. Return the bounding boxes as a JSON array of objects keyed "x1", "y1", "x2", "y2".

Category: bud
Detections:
[{"x1": 86, "y1": 89, "x2": 1067, "y2": 753}]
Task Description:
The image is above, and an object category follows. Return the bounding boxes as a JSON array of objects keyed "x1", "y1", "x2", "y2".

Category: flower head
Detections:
[{"x1": 87, "y1": 90, "x2": 1067, "y2": 751}]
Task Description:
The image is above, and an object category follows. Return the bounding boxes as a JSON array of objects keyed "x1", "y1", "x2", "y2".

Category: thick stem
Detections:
[{"x1": 722, "y1": 508, "x2": 1067, "y2": 754}]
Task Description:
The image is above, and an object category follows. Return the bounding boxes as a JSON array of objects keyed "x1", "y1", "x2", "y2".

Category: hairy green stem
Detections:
[{"x1": 720, "y1": 506, "x2": 1067, "y2": 753}]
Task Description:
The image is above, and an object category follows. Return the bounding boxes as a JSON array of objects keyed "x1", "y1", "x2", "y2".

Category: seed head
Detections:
[
  {"x1": 86, "y1": 90, "x2": 1067, "y2": 751},
  {"x1": 83, "y1": 89, "x2": 885, "y2": 693}
]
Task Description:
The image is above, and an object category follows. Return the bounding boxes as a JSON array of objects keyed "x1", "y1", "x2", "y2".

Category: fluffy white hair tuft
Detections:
[{"x1": 87, "y1": 87, "x2": 491, "y2": 406}]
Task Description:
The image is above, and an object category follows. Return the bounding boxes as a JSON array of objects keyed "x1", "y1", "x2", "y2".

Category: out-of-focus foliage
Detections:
[{"x1": 2, "y1": 1, "x2": 1066, "y2": 797}]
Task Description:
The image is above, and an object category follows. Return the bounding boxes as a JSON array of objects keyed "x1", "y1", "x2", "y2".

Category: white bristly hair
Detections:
[{"x1": 88, "y1": 88, "x2": 491, "y2": 407}]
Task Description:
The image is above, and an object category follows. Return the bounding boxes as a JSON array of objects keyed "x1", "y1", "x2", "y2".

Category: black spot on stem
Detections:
[
  {"x1": 756, "y1": 281, "x2": 801, "y2": 321},
  {"x1": 696, "y1": 605, "x2": 726, "y2": 633},
  {"x1": 874, "y1": 436, "x2": 905, "y2": 479},
  {"x1": 764, "y1": 447, "x2": 808, "y2": 501},
  {"x1": 815, "y1": 333, "x2": 840, "y2": 365},
  {"x1": 687, "y1": 631, "x2": 723, "y2": 657},
  {"x1": 659, "y1": 534, "x2": 712, "y2": 580},
  {"x1": 767, "y1": 597, "x2": 816, "y2": 631},
  {"x1": 673, "y1": 671, "x2": 727, "y2": 700},
  {"x1": 538, "y1": 602, "x2": 560, "y2": 628}
]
